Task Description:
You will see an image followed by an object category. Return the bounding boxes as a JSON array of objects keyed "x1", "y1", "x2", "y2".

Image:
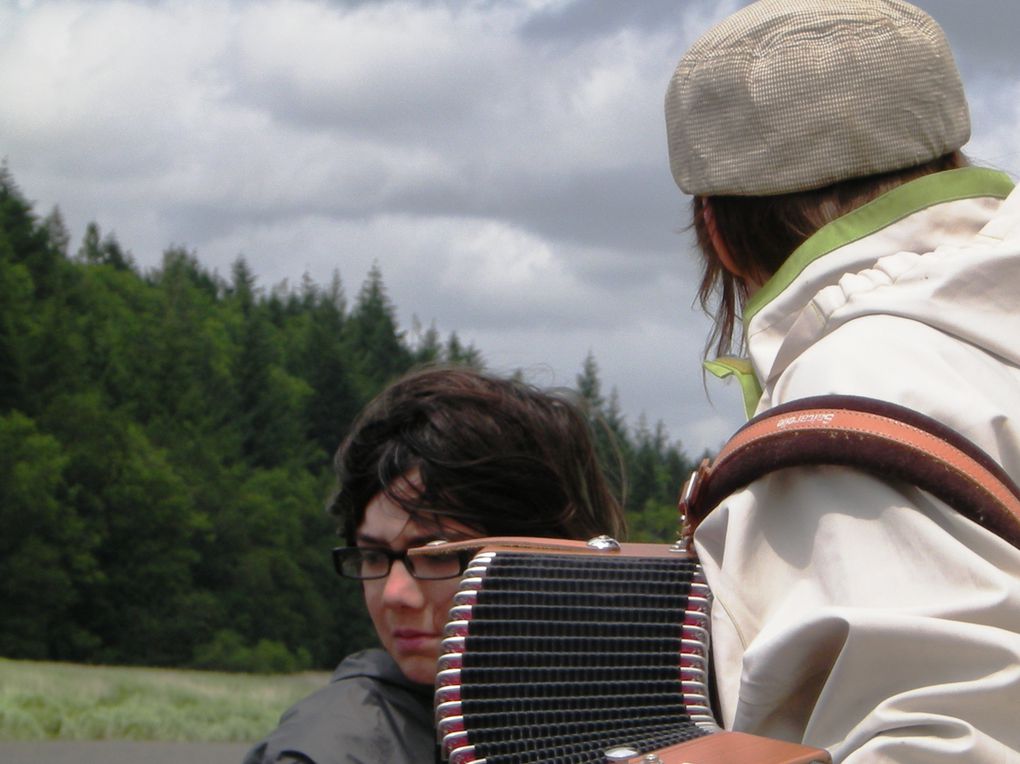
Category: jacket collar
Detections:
[{"x1": 706, "y1": 167, "x2": 1015, "y2": 419}]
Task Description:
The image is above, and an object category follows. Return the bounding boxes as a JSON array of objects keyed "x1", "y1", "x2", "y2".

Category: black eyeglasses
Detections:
[{"x1": 332, "y1": 545, "x2": 475, "y2": 581}]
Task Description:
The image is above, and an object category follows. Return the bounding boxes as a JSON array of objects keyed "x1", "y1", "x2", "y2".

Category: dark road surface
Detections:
[{"x1": 0, "y1": 741, "x2": 252, "y2": 763}]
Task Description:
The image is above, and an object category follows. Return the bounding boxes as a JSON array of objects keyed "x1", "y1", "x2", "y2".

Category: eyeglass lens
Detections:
[{"x1": 336, "y1": 547, "x2": 466, "y2": 580}]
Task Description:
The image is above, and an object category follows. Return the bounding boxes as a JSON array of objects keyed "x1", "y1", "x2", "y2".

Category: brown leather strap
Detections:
[
  {"x1": 678, "y1": 395, "x2": 1020, "y2": 549},
  {"x1": 621, "y1": 731, "x2": 830, "y2": 764},
  {"x1": 408, "y1": 535, "x2": 693, "y2": 560}
]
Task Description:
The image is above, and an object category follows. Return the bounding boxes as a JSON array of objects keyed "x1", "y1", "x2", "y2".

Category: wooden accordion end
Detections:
[{"x1": 425, "y1": 537, "x2": 829, "y2": 764}]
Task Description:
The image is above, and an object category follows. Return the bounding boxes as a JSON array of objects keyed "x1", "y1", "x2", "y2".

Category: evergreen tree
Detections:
[
  {"x1": 410, "y1": 316, "x2": 442, "y2": 365},
  {"x1": 0, "y1": 162, "x2": 64, "y2": 300},
  {"x1": 42, "y1": 206, "x2": 70, "y2": 258},
  {"x1": 0, "y1": 244, "x2": 30, "y2": 412},
  {"x1": 147, "y1": 247, "x2": 236, "y2": 453},
  {"x1": 575, "y1": 352, "x2": 628, "y2": 507},
  {"x1": 0, "y1": 169, "x2": 85, "y2": 414},
  {"x1": 576, "y1": 350, "x2": 605, "y2": 411},
  {"x1": 39, "y1": 389, "x2": 202, "y2": 665},
  {"x1": 0, "y1": 167, "x2": 698, "y2": 669},
  {"x1": 230, "y1": 258, "x2": 310, "y2": 469},
  {"x1": 343, "y1": 264, "x2": 413, "y2": 398},
  {"x1": 77, "y1": 222, "x2": 133, "y2": 271},
  {"x1": 302, "y1": 276, "x2": 360, "y2": 462},
  {"x1": 444, "y1": 331, "x2": 484, "y2": 368},
  {"x1": 628, "y1": 415, "x2": 660, "y2": 515},
  {"x1": 0, "y1": 412, "x2": 91, "y2": 659},
  {"x1": 78, "y1": 221, "x2": 102, "y2": 264}
]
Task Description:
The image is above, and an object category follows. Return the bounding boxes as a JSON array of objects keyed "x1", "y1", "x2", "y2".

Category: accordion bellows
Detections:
[{"x1": 435, "y1": 549, "x2": 715, "y2": 763}]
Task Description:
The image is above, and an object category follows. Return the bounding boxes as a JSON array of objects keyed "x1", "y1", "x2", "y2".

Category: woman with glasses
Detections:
[{"x1": 244, "y1": 365, "x2": 626, "y2": 764}]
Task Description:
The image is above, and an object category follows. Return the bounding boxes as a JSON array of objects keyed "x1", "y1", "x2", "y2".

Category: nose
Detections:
[{"x1": 381, "y1": 558, "x2": 426, "y2": 609}]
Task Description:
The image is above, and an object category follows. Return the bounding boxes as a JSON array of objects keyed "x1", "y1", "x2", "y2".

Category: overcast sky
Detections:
[{"x1": 2, "y1": 0, "x2": 1018, "y2": 455}]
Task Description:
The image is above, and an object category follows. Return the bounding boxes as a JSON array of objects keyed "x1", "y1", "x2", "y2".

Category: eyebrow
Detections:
[
  {"x1": 355, "y1": 532, "x2": 442, "y2": 549},
  {"x1": 356, "y1": 523, "x2": 476, "y2": 549}
]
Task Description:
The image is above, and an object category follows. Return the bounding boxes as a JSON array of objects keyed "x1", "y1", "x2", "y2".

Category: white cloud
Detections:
[
  {"x1": 0, "y1": 2, "x2": 231, "y2": 175},
  {"x1": 230, "y1": 1, "x2": 513, "y2": 136},
  {"x1": 965, "y1": 78, "x2": 1020, "y2": 180},
  {"x1": 2, "y1": 0, "x2": 1017, "y2": 455},
  {"x1": 435, "y1": 219, "x2": 582, "y2": 311}
]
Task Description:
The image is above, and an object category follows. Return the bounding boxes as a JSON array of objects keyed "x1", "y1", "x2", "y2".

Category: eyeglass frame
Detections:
[{"x1": 332, "y1": 545, "x2": 476, "y2": 581}]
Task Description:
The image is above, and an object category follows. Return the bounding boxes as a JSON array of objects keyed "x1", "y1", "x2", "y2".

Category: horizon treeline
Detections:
[{"x1": 0, "y1": 167, "x2": 697, "y2": 673}]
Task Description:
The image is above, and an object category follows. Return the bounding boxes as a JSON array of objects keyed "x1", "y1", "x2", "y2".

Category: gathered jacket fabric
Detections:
[
  {"x1": 697, "y1": 167, "x2": 1020, "y2": 762},
  {"x1": 243, "y1": 648, "x2": 438, "y2": 764}
]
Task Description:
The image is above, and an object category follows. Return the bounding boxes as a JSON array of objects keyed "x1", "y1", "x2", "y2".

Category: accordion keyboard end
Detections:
[{"x1": 435, "y1": 547, "x2": 724, "y2": 762}]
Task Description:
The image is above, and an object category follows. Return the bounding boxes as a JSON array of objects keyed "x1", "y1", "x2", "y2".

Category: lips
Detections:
[{"x1": 392, "y1": 629, "x2": 437, "y2": 654}]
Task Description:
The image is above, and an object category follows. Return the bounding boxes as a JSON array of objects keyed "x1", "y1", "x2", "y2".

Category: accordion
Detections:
[
  {"x1": 419, "y1": 536, "x2": 829, "y2": 764},
  {"x1": 410, "y1": 395, "x2": 1020, "y2": 763}
]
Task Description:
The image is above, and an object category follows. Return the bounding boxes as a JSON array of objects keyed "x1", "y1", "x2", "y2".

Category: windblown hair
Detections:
[
  {"x1": 331, "y1": 365, "x2": 626, "y2": 545},
  {"x1": 692, "y1": 151, "x2": 968, "y2": 359}
]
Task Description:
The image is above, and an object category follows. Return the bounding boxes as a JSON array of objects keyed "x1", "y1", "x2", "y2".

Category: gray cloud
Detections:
[
  {"x1": 1, "y1": 0, "x2": 1016, "y2": 454},
  {"x1": 921, "y1": 0, "x2": 1018, "y2": 78},
  {"x1": 521, "y1": 0, "x2": 742, "y2": 43}
]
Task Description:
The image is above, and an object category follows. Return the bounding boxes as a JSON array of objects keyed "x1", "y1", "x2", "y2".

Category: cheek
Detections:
[
  {"x1": 362, "y1": 581, "x2": 385, "y2": 625},
  {"x1": 426, "y1": 580, "x2": 462, "y2": 625}
]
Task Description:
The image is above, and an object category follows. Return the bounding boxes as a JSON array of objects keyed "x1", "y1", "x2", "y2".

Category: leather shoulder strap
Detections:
[
  {"x1": 618, "y1": 731, "x2": 830, "y2": 764},
  {"x1": 678, "y1": 394, "x2": 1020, "y2": 549}
]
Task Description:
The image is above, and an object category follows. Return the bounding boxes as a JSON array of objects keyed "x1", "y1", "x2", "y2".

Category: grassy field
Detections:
[{"x1": 0, "y1": 658, "x2": 330, "y2": 742}]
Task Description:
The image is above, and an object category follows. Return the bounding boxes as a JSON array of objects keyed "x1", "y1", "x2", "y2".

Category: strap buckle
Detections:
[{"x1": 677, "y1": 457, "x2": 711, "y2": 551}]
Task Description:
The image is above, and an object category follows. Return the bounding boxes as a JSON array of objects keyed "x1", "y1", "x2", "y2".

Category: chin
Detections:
[{"x1": 396, "y1": 655, "x2": 436, "y2": 686}]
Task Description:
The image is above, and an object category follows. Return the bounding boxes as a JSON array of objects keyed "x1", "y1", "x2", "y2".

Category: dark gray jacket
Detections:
[{"x1": 243, "y1": 648, "x2": 439, "y2": 764}]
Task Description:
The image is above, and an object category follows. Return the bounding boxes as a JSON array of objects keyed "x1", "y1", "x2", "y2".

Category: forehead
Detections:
[
  {"x1": 357, "y1": 489, "x2": 478, "y2": 547},
  {"x1": 358, "y1": 490, "x2": 418, "y2": 542}
]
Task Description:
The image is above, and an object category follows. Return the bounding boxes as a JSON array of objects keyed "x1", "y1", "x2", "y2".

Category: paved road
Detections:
[{"x1": 0, "y1": 741, "x2": 252, "y2": 763}]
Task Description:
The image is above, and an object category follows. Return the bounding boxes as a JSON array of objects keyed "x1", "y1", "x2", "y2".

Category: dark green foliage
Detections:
[
  {"x1": 191, "y1": 628, "x2": 313, "y2": 673},
  {"x1": 0, "y1": 164, "x2": 63, "y2": 299},
  {"x1": 0, "y1": 412, "x2": 82, "y2": 659},
  {"x1": 342, "y1": 263, "x2": 414, "y2": 398},
  {"x1": 0, "y1": 253, "x2": 31, "y2": 412},
  {"x1": 576, "y1": 352, "x2": 695, "y2": 542},
  {"x1": 0, "y1": 170, "x2": 696, "y2": 672},
  {"x1": 229, "y1": 261, "x2": 312, "y2": 469},
  {"x1": 295, "y1": 272, "x2": 361, "y2": 464},
  {"x1": 77, "y1": 221, "x2": 134, "y2": 271},
  {"x1": 38, "y1": 392, "x2": 205, "y2": 664}
]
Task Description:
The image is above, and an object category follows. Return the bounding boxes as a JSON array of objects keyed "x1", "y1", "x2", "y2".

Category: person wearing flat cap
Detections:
[{"x1": 665, "y1": 1, "x2": 1020, "y2": 761}]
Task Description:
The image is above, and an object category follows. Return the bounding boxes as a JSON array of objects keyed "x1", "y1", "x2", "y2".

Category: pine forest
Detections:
[{"x1": 0, "y1": 167, "x2": 699, "y2": 673}]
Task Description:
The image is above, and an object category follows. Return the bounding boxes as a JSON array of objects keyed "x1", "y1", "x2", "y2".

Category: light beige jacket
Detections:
[{"x1": 697, "y1": 167, "x2": 1020, "y2": 762}]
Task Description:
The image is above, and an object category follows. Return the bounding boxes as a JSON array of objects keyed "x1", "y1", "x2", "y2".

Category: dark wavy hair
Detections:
[{"x1": 330, "y1": 365, "x2": 626, "y2": 545}]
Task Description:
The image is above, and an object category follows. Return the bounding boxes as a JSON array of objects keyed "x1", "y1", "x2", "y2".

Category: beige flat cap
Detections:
[{"x1": 665, "y1": 0, "x2": 970, "y2": 196}]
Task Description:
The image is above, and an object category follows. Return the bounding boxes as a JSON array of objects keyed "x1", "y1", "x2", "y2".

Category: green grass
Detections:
[{"x1": 0, "y1": 658, "x2": 330, "y2": 742}]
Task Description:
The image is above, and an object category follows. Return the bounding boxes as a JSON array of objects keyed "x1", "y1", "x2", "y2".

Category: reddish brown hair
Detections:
[{"x1": 691, "y1": 152, "x2": 968, "y2": 359}]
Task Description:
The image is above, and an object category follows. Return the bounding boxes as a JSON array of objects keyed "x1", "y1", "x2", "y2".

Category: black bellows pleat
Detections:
[{"x1": 437, "y1": 551, "x2": 714, "y2": 764}]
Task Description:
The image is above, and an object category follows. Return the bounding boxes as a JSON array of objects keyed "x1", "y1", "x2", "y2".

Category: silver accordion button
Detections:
[{"x1": 585, "y1": 534, "x2": 621, "y2": 551}]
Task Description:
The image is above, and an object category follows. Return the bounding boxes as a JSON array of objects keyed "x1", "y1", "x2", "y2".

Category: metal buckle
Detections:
[{"x1": 676, "y1": 458, "x2": 711, "y2": 551}]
